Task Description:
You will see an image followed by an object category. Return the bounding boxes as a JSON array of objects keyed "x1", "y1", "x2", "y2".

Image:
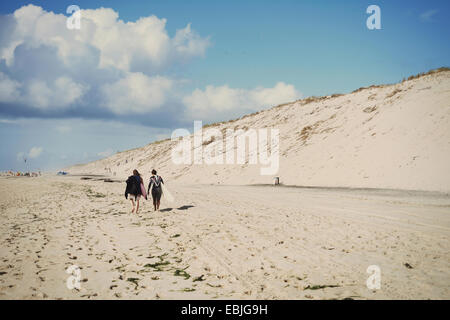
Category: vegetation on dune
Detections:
[
  {"x1": 402, "y1": 67, "x2": 450, "y2": 82},
  {"x1": 352, "y1": 67, "x2": 450, "y2": 94}
]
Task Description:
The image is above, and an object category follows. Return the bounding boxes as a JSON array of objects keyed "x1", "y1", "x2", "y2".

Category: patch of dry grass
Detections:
[
  {"x1": 386, "y1": 88, "x2": 402, "y2": 99},
  {"x1": 363, "y1": 106, "x2": 378, "y2": 113},
  {"x1": 402, "y1": 67, "x2": 450, "y2": 82}
]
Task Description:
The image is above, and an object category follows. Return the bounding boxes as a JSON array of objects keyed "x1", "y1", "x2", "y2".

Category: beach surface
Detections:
[{"x1": 0, "y1": 175, "x2": 449, "y2": 299}]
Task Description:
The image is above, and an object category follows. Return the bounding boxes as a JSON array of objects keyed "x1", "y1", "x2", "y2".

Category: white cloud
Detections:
[
  {"x1": 0, "y1": 72, "x2": 21, "y2": 103},
  {"x1": 17, "y1": 147, "x2": 43, "y2": 161},
  {"x1": 6, "y1": 5, "x2": 209, "y2": 72},
  {"x1": 183, "y1": 82, "x2": 301, "y2": 121},
  {"x1": 173, "y1": 23, "x2": 210, "y2": 58},
  {"x1": 250, "y1": 82, "x2": 301, "y2": 107},
  {"x1": 28, "y1": 146, "x2": 43, "y2": 158},
  {"x1": 0, "y1": 5, "x2": 209, "y2": 114},
  {"x1": 100, "y1": 73, "x2": 172, "y2": 114},
  {"x1": 0, "y1": 4, "x2": 300, "y2": 126},
  {"x1": 97, "y1": 149, "x2": 114, "y2": 157},
  {"x1": 419, "y1": 9, "x2": 438, "y2": 22},
  {"x1": 82, "y1": 9, "x2": 172, "y2": 71},
  {"x1": 22, "y1": 77, "x2": 87, "y2": 109}
]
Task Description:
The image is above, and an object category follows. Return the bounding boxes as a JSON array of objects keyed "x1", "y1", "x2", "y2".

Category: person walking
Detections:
[
  {"x1": 125, "y1": 169, "x2": 143, "y2": 214},
  {"x1": 147, "y1": 169, "x2": 164, "y2": 211}
]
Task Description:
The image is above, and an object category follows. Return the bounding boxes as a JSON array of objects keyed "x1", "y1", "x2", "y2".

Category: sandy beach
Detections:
[
  {"x1": 0, "y1": 175, "x2": 448, "y2": 300},
  {"x1": 1, "y1": 1, "x2": 450, "y2": 308}
]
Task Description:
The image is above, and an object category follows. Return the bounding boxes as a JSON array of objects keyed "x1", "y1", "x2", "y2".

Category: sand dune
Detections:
[{"x1": 67, "y1": 68, "x2": 450, "y2": 193}]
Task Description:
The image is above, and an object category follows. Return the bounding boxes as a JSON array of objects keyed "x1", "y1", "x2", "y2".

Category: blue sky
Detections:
[{"x1": 0, "y1": 0, "x2": 449, "y2": 171}]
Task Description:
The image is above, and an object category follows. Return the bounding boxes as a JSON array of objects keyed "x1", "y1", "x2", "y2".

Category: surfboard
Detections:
[
  {"x1": 140, "y1": 183, "x2": 147, "y2": 200},
  {"x1": 161, "y1": 183, "x2": 174, "y2": 203}
]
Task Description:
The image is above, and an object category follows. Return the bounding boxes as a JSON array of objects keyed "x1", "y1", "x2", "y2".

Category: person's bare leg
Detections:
[
  {"x1": 130, "y1": 198, "x2": 135, "y2": 213},
  {"x1": 136, "y1": 199, "x2": 140, "y2": 214}
]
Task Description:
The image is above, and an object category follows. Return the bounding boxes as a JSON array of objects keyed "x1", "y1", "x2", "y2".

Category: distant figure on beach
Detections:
[
  {"x1": 125, "y1": 169, "x2": 143, "y2": 214},
  {"x1": 148, "y1": 169, "x2": 164, "y2": 211}
]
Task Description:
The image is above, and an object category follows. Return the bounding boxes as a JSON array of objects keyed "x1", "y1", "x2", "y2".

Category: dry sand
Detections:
[{"x1": 0, "y1": 175, "x2": 449, "y2": 299}]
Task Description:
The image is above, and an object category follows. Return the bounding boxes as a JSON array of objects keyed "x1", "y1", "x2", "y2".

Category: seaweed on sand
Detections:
[
  {"x1": 144, "y1": 261, "x2": 170, "y2": 271},
  {"x1": 304, "y1": 284, "x2": 341, "y2": 290},
  {"x1": 126, "y1": 277, "x2": 140, "y2": 289},
  {"x1": 174, "y1": 268, "x2": 191, "y2": 280},
  {"x1": 143, "y1": 253, "x2": 171, "y2": 271},
  {"x1": 193, "y1": 275, "x2": 205, "y2": 282}
]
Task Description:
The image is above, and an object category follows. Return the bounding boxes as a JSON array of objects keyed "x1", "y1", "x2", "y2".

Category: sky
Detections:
[{"x1": 0, "y1": 0, "x2": 449, "y2": 171}]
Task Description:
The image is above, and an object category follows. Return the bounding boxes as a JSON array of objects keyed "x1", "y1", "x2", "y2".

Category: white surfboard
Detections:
[{"x1": 161, "y1": 183, "x2": 174, "y2": 203}]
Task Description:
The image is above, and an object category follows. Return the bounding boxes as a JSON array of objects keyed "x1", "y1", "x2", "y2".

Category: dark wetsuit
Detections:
[
  {"x1": 125, "y1": 175, "x2": 142, "y2": 200},
  {"x1": 148, "y1": 175, "x2": 164, "y2": 202}
]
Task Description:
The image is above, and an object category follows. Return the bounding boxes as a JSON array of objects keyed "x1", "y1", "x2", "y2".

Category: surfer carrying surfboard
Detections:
[
  {"x1": 125, "y1": 169, "x2": 145, "y2": 214},
  {"x1": 147, "y1": 169, "x2": 164, "y2": 211}
]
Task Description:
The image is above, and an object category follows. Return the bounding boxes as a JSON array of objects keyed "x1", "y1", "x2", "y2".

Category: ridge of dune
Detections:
[{"x1": 66, "y1": 68, "x2": 450, "y2": 192}]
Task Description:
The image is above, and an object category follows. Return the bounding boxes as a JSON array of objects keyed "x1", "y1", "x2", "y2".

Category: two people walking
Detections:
[{"x1": 125, "y1": 169, "x2": 164, "y2": 214}]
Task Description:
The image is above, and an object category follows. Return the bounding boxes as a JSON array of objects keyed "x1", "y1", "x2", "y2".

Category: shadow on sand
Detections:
[
  {"x1": 177, "y1": 205, "x2": 195, "y2": 210},
  {"x1": 160, "y1": 205, "x2": 195, "y2": 212}
]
